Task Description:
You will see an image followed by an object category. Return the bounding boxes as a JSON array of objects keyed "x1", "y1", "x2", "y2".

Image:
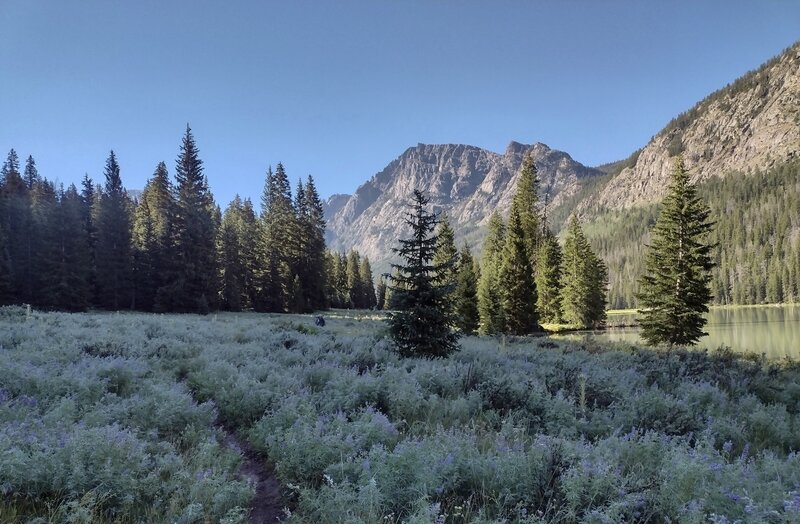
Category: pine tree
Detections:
[
  {"x1": 256, "y1": 164, "x2": 295, "y2": 312},
  {"x1": 0, "y1": 149, "x2": 34, "y2": 304},
  {"x1": 346, "y1": 250, "x2": 364, "y2": 308},
  {"x1": 498, "y1": 206, "x2": 538, "y2": 334},
  {"x1": 23, "y1": 156, "x2": 39, "y2": 190},
  {"x1": 375, "y1": 274, "x2": 388, "y2": 310},
  {"x1": 477, "y1": 212, "x2": 506, "y2": 334},
  {"x1": 172, "y1": 126, "x2": 218, "y2": 313},
  {"x1": 561, "y1": 216, "x2": 608, "y2": 329},
  {"x1": 218, "y1": 196, "x2": 249, "y2": 311},
  {"x1": 95, "y1": 151, "x2": 133, "y2": 310},
  {"x1": 133, "y1": 162, "x2": 175, "y2": 311},
  {"x1": 535, "y1": 231, "x2": 563, "y2": 323},
  {"x1": 39, "y1": 185, "x2": 91, "y2": 310},
  {"x1": 359, "y1": 256, "x2": 377, "y2": 309},
  {"x1": 295, "y1": 176, "x2": 327, "y2": 311},
  {"x1": 637, "y1": 157, "x2": 714, "y2": 345},
  {"x1": 433, "y1": 213, "x2": 459, "y2": 312},
  {"x1": 80, "y1": 174, "x2": 98, "y2": 305},
  {"x1": 513, "y1": 152, "x2": 542, "y2": 263},
  {"x1": 387, "y1": 190, "x2": 459, "y2": 358},
  {"x1": 454, "y1": 243, "x2": 479, "y2": 334}
]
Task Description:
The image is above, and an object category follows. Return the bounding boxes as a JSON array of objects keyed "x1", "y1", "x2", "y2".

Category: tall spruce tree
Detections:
[
  {"x1": 172, "y1": 126, "x2": 218, "y2": 313},
  {"x1": 257, "y1": 164, "x2": 295, "y2": 312},
  {"x1": 95, "y1": 151, "x2": 133, "y2": 310},
  {"x1": 375, "y1": 274, "x2": 388, "y2": 310},
  {"x1": 295, "y1": 176, "x2": 327, "y2": 311},
  {"x1": 346, "y1": 250, "x2": 364, "y2": 308},
  {"x1": 433, "y1": 213, "x2": 459, "y2": 312},
  {"x1": 454, "y1": 243, "x2": 479, "y2": 334},
  {"x1": 477, "y1": 212, "x2": 506, "y2": 334},
  {"x1": 535, "y1": 231, "x2": 563, "y2": 323},
  {"x1": 513, "y1": 152, "x2": 542, "y2": 263},
  {"x1": 1, "y1": 149, "x2": 34, "y2": 304},
  {"x1": 387, "y1": 190, "x2": 459, "y2": 358},
  {"x1": 219, "y1": 196, "x2": 248, "y2": 311},
  {"x1": 498, "y1": 206, "x2": 539, "y2": 334},
  {"x1": 39, "y1": 185, "x2": 91, "y2": 310},
  {"x1": 637, "y1": 157, "x2": 714, "y2": 345},
  {"x1": 561, "y1": 216, "x2": 608, "y2": 329},
  {"x1": 359, "y1": 257, "x2": 377, "y2": 309},
  {"x1": 133, "y1": 162, "x2": 175, "y2": 311}
]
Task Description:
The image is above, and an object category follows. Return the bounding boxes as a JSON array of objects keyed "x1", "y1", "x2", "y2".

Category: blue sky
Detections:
[{"x1": 1, "y1": 1, "x2": 798, "y2": 207}]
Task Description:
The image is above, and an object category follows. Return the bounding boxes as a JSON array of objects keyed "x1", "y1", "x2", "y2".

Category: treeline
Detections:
[
  {"x1": 427, "y1": 154, "x2": 608, "y2": 334},
  {"x1": 0, "y1": 126, "x2": 329, "y2": 314},
  {"x1": 583, "y1": 160, "x2": 800, "y2": 308}
]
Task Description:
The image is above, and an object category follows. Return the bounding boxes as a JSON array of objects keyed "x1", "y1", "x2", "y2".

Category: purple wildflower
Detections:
[{"x1": 722, "y1": 440, "x2": 733, "y2": 454}]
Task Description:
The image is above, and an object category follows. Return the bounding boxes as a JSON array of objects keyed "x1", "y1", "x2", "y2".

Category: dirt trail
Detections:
[{"x1": 224, "y1": 431, "x2": 285, "y2": 523}]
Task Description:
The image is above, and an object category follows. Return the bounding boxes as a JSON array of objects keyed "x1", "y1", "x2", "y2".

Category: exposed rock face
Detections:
[
  {"x1": 325, "y1": 142, "x2": 604, "y2": 269},
  {"x1": 584, "y1": 41, "x2": 800, "y2": 211}
]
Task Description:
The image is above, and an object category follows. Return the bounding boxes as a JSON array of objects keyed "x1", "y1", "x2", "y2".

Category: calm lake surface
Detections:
[{"x1": 555, "y1": 305, "x2": 800, "y2": 360}]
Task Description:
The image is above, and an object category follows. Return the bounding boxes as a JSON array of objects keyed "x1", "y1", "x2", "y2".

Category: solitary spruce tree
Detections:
[
  {"x1": 388, "y1": 190, "x2": 459, "y2": 358},
  {"x1": 498, "y1": 206, "x2": 538, "y2": 334},
  {"x1": 637, "y1": 157, "x2": 714, "y2": 345}
]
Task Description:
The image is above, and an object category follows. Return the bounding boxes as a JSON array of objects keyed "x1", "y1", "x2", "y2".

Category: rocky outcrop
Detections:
[
  {"x1": 583, "y1": 41, "x2": 800, "y2": 211},
  {"x1": 325, "y1": 142, "x2": 603, "y2": 270}
]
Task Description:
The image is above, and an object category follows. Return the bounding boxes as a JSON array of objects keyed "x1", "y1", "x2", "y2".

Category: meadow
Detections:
[{"x1": 1, "y1": 306, "x2": 800, "y2": 523}]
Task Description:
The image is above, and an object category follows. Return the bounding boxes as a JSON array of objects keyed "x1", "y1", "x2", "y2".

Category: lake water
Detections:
[{"x1": 554, "y1": 305, "x2": 800, "y2": 360}]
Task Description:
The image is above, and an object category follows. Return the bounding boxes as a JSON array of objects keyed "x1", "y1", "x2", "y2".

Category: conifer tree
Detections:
[
  {"x1": 39, "y1": 185, "x2": 91, "y2": 310},
  {"x1": 23, "y1": 156, "x2": 39, "y2": 190},
  {"x1": 561, "y1": 215, "x2": 608, "y2": 329},
  {"x1": 388, "y1": 190, "x2": 459, "y2": 358},
  {"x1": 433, "y1": 213, "x2": 459, "y2": 311},
  {"x1": 218, "y1": 196, "x2": 251, "y2": 311},
  {"x1": 375, "y1": 274, "x2": 388, "y2": 310},
  {"x1": 477, "y1": 212, "x2": 506, "y2": 334},
  {"x1": 498, "y1": 206, "x2": 538, "y2": 334},
  {"x1": 296, "y1": 176, "x2": 327, "y2": 310},
  {"x1": 256, "y1": 164, "x2": 295, "y2": 312},
  {"x1": 346, "y1": 250, "x2": 364, "y2": 308},
  {"x1": 513, "y1": 152, "x2": 542, "y2": 263},
  {"x1": 637, "y1": 157, "x2": 714, "y2": 345},
  {"x1": 133, "y1": 162, "x2": 175, "y2": 311},
  {"x1": 359, "y1": 256, "x2": 377, "y2": 309},
  {"x1": 95, "y1": 151, "x2": 133, "y2": 310},
  {"x1": 536, "y1": 231, "x2": 563, "y2": 323},
  {"x1": 172, "y1": 126, "x2": 218, "y2": 313},
  {"x1": 454, "y1": 243, "x2": 479, "y2": 334},
  {"x1": 80, "y1": 174, "x2": 98, "y2": 304},
  {"x1": 0, "y1": 149, "x2": 34, "y2": 304}
]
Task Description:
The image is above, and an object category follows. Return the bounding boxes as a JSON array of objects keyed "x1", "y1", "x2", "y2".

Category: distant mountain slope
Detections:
[
  {"x1": 581, "y1": 41, "x2": 800, "y2": 212},
  {"x1": 325, "y1": 142, "x2": 605, "y2": 272}
]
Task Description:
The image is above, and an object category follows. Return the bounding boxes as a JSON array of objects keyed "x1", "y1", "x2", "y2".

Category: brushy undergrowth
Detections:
[{"x1": 1, "y1": 307, "x2": 799, "y2": 523}]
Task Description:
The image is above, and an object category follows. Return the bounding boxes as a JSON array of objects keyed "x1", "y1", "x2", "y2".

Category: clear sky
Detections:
[{"x1": 1, "y1": 1, "x2": 798, "y2": 208}]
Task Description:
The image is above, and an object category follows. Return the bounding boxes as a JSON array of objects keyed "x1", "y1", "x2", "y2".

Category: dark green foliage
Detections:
[
  {"x1": 218, "y1": 196, "x2": 260, "y2": 311},
  {"x1": 345, "y1": 250, "x2": 363, "y2": 308},
  {"x1": 256, "y1": 164, "x2": 295, "y2": 312},
  {"x1": 498, "y1": 206, "x2": 538, "y2": 334},
  {"x1": 38, "y1": 185, "x2": 91, "y2": 310},
  {"x1": 388, "y1": 190, "x2": 459, "y2": 358},
  {"x1": 536, "y1": 231, "x2": 563, "y2": 323},
  {"x1": 454, "y1": 243, "x2": 479, "y2": 334},
  {"x1": 561, "y1": 216, "x2": 608, "y2": 329},
  {"x1": 433, "y1": 213, "x2": 459, "y2": 297},
  {"x1": 512, "y1": 152, "x2": 542, "y2": 262},
  {"x1": 0, "y1": 149, "x2": 35, "y2": 304},
  {"x1": 359, "y1": 257, "x2": 377, "y2": 309},
  {"x1": 637, "y1": 158, "x2": 714, "y2": 346},
  {"x1": 94, "y1": 151, "x2": 133, "y2": 310},
  {"x1": 477, "y1": 212, "x2": 506, "y2": 334},
  {"x1": 133, "y1": 162, "x2": 175, "y2": 312},
  {"x1": 295, "y1": 176, "x2": 327, "y2": 311},
  {"x1": 171, "y1": 126, "x2": 218, "y2": 313},
  {"x1": 375, "y1": 275, "x2": 388, "y2": 310}
]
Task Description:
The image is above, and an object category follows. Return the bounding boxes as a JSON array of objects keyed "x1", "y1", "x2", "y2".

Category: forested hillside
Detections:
[{"x1": 577, "y1": 161, "x2": 800, "y2": 308}]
